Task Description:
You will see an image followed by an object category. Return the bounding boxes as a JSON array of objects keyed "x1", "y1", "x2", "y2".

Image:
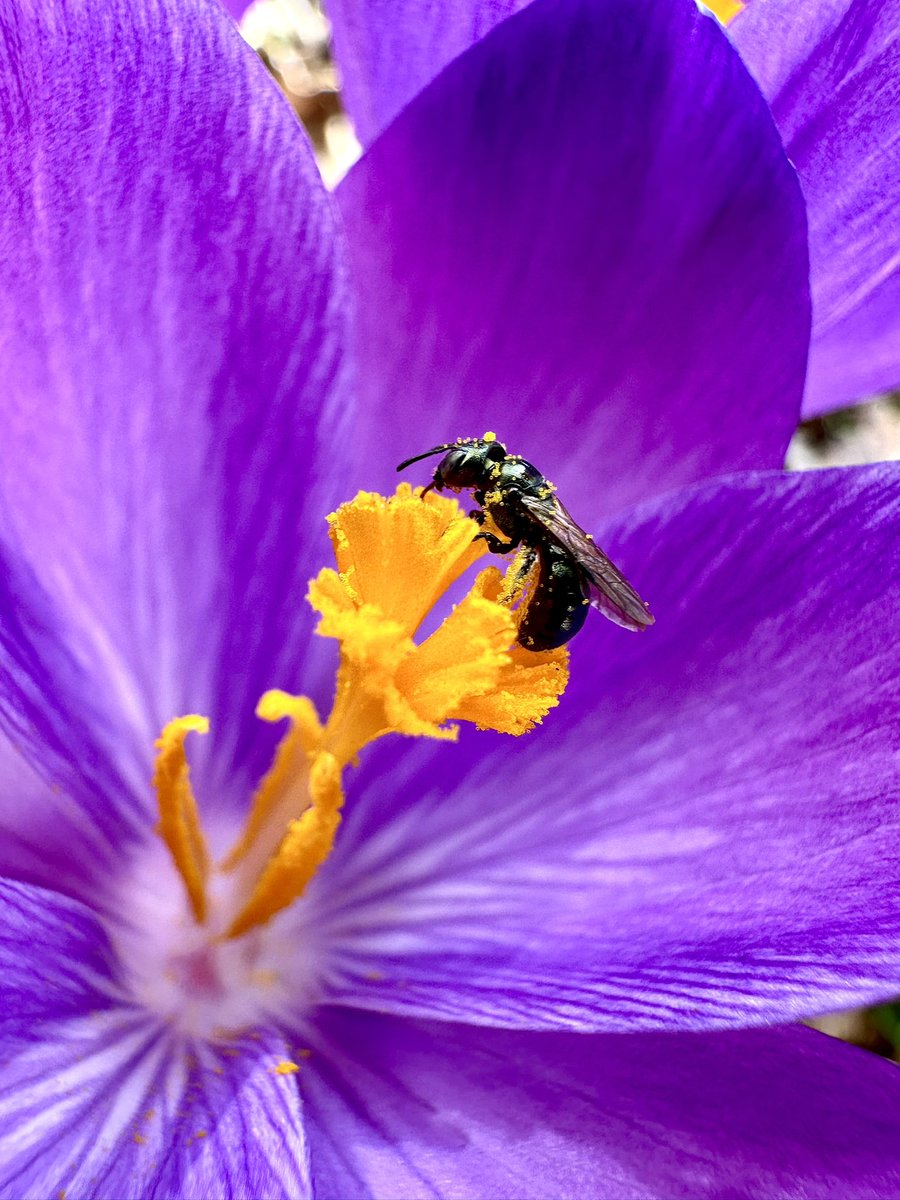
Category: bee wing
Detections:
[{"x1": 519, "y1": 493, "x2": 654, "y2": 632}]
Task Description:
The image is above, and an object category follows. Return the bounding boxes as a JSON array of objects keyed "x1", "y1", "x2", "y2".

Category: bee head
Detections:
[
  {"x1": 397, "y1": 437, "x2": 507, "y2": 493},
  {"x1": 435, "y1": 439, "x2": 506, "y2": 490}
]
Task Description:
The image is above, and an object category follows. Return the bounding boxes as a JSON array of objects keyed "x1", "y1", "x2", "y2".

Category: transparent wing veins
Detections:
[{"x1": 519, "y1": 493, "x2": 654, "y2": 632}]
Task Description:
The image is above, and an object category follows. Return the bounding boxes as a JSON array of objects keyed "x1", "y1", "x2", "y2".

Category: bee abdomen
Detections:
[{"x1": 518, "y1": 543, "x2": 589, "y2": 651}]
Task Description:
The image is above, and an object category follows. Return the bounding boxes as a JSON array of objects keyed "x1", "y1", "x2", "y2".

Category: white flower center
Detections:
[{"x1": 107, "y1": 838, "x2": 323, "y2": 1041}]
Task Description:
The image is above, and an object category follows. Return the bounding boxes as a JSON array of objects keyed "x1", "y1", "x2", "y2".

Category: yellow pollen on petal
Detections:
[
  {"x1": 704, "y1": 0, "x2": 745, "y2": 24},
  {"x1": 152, "y1": 715, "x2": 211, "y2": 924}
]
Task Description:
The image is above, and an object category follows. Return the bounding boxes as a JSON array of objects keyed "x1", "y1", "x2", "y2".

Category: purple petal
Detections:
[
  {"x1": 0, "y1": 0, "x2": 353, "y2": 808},
  {"x1": 302, "y1": 1008, "x2": 900, "y2": 1199},
  {"x1": 0, "y1": 877, "x2": 121, "y2": 1027},
  {"x1": 337, "y1": 0, "x2": 810, "y2": 515},
  {"x1": 0, "y1": 879, "x2": 309, "y2": 1198},
  {"x1": 0, "y1": 543, "x2": 153, "y2": 861},
  {"x1": 0, "y1": 730, "x2": 134, "y2": 908},
  {"x1": 732, "y1": 0, "x2": 900, "y2": 415},
  {"x1": 309, "y1": 464, "x2": 900, "y2": 1030},
  {"x1": 327, "y1": 0, "x2": 527, "y2": 144},
  {"x1": 2, "y1": 1023, "x2": 311, "y2": 1200}
]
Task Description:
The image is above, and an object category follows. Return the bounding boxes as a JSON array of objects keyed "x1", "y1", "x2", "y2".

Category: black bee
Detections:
[{"x1": 397, "y1": 434, "x2": 654, "y2": 650}]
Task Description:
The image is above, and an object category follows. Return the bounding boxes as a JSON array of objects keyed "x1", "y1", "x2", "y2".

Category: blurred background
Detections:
[
  {"x1": 238, "y1": 0, "x2": 900, "y2": 1060},
  {"x1": 238, "y1": 0, "x2": 359, "y2": 187}
]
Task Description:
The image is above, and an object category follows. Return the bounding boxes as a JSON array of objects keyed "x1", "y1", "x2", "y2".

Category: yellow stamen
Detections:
[
  {"x1": 309, "y1": 486, "x2": 569, "y2": 761},
  {"x1": 221, "y1": 691, "x2": 323, "y2": 872},
  {"x1": 225, "y1": 749, "x2": 342, "y2": 939},
  {"x1": 704, "y1": 0, "x2": 745, "y2": 24},
  {"x1": 152, "y1": 485, "x2": 569, "y2": 942},
  {"x1": 221, "y1": 690, "x2": 343, "y2": 936},
  {"x1": 152, "y1": 716, "x2": 210, "y2": 923}
]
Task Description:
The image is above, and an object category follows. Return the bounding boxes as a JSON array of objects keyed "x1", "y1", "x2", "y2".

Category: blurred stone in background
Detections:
[
  {"x1": 809, "y1": 1004, "x2": 900, "y2": 1063},
  {"x1": 789, "y1": 393, "x2": 900, "y2": 471},
  {"x1": 239, "y1": 0, "x2": 360, "y2": 186}
]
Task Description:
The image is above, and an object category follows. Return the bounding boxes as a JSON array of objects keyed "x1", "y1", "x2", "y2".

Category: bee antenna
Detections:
[{"x1": 396, "y1": 444, "x2": 455, "y2": 472}]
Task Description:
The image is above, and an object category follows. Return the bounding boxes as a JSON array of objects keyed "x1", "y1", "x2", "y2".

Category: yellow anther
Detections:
[
  {"x1": 221, "y1": 690, "x2": 323, "y2": 872},
  {"x1": 152, "y1": 485, "x2": 569, "y2": 944},
  {"x1": 704, "y1": 0, "x2": 744, "y2": 23},
  {"x1": 221, "y1": 691, "x2": 342, "y2": 937},
  {"x1": 225, "y1": 750, "x2": 343, "y2": 939},
  {"x1": 153, "y1": 715, "x2": 211, "y2": 923}
]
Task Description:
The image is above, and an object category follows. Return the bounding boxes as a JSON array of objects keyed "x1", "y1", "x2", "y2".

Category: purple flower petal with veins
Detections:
[
  {"x1": 2, "y1": 0, "x2": 900, "y2": 1197},
  {"x1": 335, "y1": 0, "x2": 810, "y2": 514},
  {"x1": 314, "y1": 466, "x2": 900, "y2": 1032},
  {"x1": 731, "y1": 0, "x2": 900, "y2": 416},
  {"x1": 324, "y1": 0, "x2": 900, "y2": 417},
  {"x1": 328, "y1": 0, "x2": 527, "y2": 146}
]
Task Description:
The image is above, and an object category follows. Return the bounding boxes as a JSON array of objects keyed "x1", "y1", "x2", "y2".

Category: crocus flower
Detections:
[{"x1": 3, "y1": 1, "x2": 900, "y2": 1198}]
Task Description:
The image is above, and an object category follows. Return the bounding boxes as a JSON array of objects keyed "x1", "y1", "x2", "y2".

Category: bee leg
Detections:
[
  {"x1": 474, "y1": 531, "x2": 517, "y2": 555},
  {"x1": 469, "y1": 509, "x2": 486, "y2": 525},
  {"x1": 499, "y1": 544, "x2": 537, "y2": 606},
  {"x1": 511, "y1": 544, "x2": 537, "y2": 587}
]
